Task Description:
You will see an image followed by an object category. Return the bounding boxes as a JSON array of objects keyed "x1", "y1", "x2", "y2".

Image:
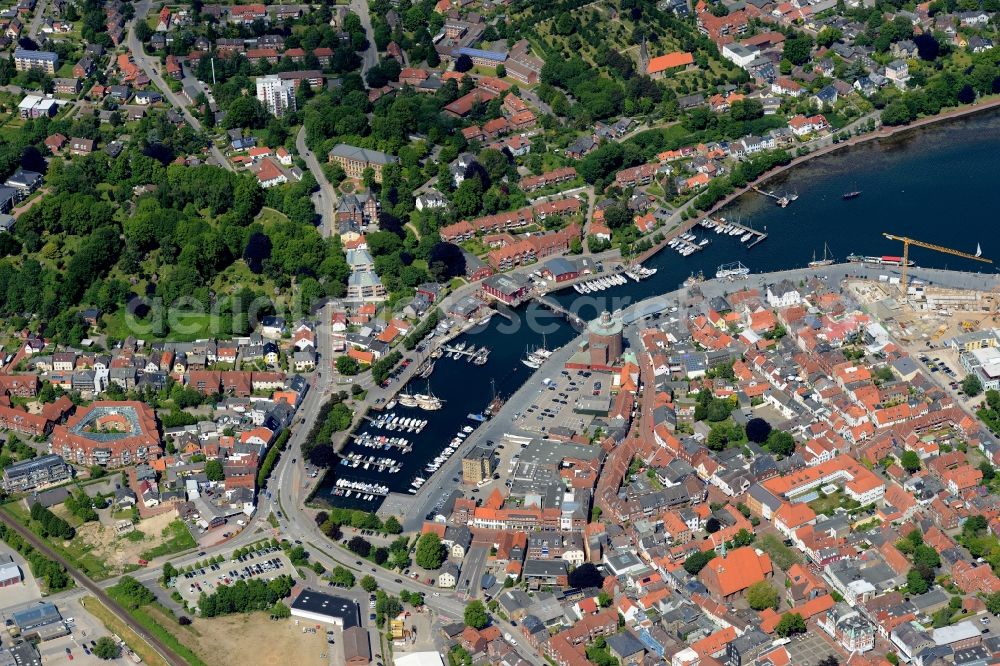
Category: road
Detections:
[
  {"x1": 296, "y1": 126, "x2": 337, "y2": 236},
  {"x1": 349, "y1": 0, "x2": 378, "y2": 81},
  {"x1": 127, "y1": 0, "x2": 232, "y2": 171},
  {"x1": 27, "y1": 0, "x2": 49, "y2": 39}
]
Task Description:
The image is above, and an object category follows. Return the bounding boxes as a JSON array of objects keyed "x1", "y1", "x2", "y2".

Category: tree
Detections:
[
  {"x1": 783, "y1": 35, "x2": 814, "y2": 65},
  {"x1": 881, "y1": 101, "x2": 915, "y2": 126},
  {"x1": 567, "y1": 563, "x2": 604, "y2": 588},
  {"x1": 347, "y1": 536, "x2": 371, "y2": 557},
  {"x1": 271, "y1": 601, "x2": 291, "y2": 619},
  {"x1": 414, "y1": 533, "x2": 446, "y2": 570},
  {"x1": 454, "y1": 54, "x2": 473, "y2": 73},
  {"x1": 963, "y1": 374, "x2": 983, "y2": 397},
  {"x1": 383, "y1": 516, "x2": 403, "y2": 534},
  {"x1": 913, "y1": 544, "x2": 941, "y2": 571},
  {"x1": 900, "y1": 450, "x2": 921, "y2": 473},
  {"x1": 331, "y1": 566, "x2": 355, "y2": 588},
  {"x1": 818, "y1": 657, "x2": 839, "y2": 666},
  {"x1": 597, "y1": 590, "x2": 613, "y2": 607},
  {"x1": 775, "y1": 612, "x2": 807, "y2": 637},
  {"x1": 986, "y1": 591, "x2": 1000, "y2": 616},
  {"x1": 683, "y1": 550, "x2": 716, "y2": 575},
  {"x1": 746, "y1": 418, "x2": 772, "y2": 443},
  {"x1": 747, "y1": 581, "x2": 780, "y2": 610},
  {"x1": 705, "y1": 517, "x2": 721, "y2": 533},
  {"x1": 907, "y1": 568, "x2": 930, "y2": 594},
  {"x1": 766, "y1": 430, "x2": 796, "y2": 456},
  {"x1": 816, "y1": 27, "x2": 843, "y2": 47},
  {"x1": 93, "y1": 637, "x2": 121, "y2": 660},
  {"x1": 337, "y1": 355, "x2": 361, "y2": 375},
  {"x1": 205, "y1": 459, "x2": 224, "y2": 482},
  {"x1": 464, "y1": 600, "x2": 489, "y2": 629},
  {"x1": 361, "y1": 575, "x2": 378, "y2": 592}
]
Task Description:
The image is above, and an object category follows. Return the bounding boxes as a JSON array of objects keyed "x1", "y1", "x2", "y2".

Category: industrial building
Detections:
[{"x1": 289, "y1": 589, "x2": 359, "y2": 628}]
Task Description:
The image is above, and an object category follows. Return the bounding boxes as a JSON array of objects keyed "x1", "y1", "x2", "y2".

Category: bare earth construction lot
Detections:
[
  {"x1": 71, "y1": 510, "x2": 181, "y2": 574},
  {"x1": 143, "y1": 606, "x2": 330, "y2": 666}
]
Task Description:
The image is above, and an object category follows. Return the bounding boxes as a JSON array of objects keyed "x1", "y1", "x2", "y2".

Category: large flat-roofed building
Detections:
[
  {"x1": 328, "y1": 144, "x2": 399, "y2": 183},
  {"x1": 481, "y1": 273, "x2": 531, "y2": 305},
  {"x1": 961, "y1": 346, "x2": 1000, "y2": 390},
  {"x1": 255, "y1": 74, "x2": 296, "y2": 117},
  {"x1": 0, "y1": 554, "x2": 22, "y2": 587},
  {"x1": 14, "y1": 48, "x2": 59, "y2": 74},
  {"x1": 461, "y1": 446, "x2": 494, "y2": 484},
  {"x1": 50, "y1": 401, "x2": 161, "y2": 468},
  {"x1": 290, "y1": 589, "x2": 359, "y2": 628},
  {"x1": 2, "y1": 454, "x2": 71, "y2": 492},
  {"x1": 11, "y1": 602, "x2": 68, "y2": 641}
]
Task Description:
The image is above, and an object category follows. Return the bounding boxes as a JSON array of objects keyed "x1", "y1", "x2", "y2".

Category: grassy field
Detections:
[
  {"x1": 109, "y1": 601, "x2": 208, "y2": 666},
  {"x1": 143, "y1": 606, "x2": 329, "y2": 666},
  {"x1": 256, "y1": 206, "x2": 290, "y2": 227},
  {"x1": 759, "y1": 533, "x2": 802, "y2": 571},
  {"x1": 2, "y1": 503, "x2": 113, "y2": 580},
  {"x1": 80, "y1": 596, "x2": 171, "y2": 666},
  {"x1": 139, "y1": 520, "x2": 197, "y2": 561}
]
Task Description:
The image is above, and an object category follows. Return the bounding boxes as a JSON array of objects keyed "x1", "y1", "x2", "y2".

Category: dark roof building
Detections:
[{"x1": 289, "y1": 589, "x2": 359, "y2": 628}]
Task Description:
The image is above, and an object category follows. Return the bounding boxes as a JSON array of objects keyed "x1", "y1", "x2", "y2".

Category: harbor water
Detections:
[{"x1": 318, "y1": 109, "x2": 1000, "y2": 510}]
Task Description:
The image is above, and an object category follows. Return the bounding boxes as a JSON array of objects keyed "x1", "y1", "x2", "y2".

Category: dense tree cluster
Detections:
[
  {"x1": 0, "y1": 523, "x2": 72, "y2": 591},
  {"x1": 30, "y1": 502, "x2": 75, "y2": 540},
  {"x1": 198, "y1": 575, "x2": 295, "y2": 617},
  {"x1": 300, "y1": 394, "x2": 354, "y2": 467}
]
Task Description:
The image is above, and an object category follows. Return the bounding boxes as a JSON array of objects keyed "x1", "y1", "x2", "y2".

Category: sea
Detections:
[{"x1": 316, "y1": 108, "x2": 1000, "y2": 510}]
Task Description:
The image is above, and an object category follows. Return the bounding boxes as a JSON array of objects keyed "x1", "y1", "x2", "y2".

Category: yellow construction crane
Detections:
[{"x1": 882, "y1": 233, "x2": 992, "y2": 299}]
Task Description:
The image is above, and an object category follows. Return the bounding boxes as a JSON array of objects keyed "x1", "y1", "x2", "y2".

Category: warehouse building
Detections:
[{"x1": 289, "y1": 589, "x2": 359, "y2": 628}]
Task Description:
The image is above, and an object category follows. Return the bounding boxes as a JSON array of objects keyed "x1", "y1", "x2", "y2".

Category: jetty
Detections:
[
  {"x1": 752, "y1": 186, "x2": 798, "y2": 208},
  {"x1": 727, "y1": 219, "x2": 768, "y2": 249}
]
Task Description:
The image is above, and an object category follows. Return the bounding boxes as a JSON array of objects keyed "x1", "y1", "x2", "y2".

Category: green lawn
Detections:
[
  {"x1": 758, "y1": 533, "x2": 802, "y2": 571},
  {"x1": 139, "y1": 520, "x2": 197, "y2": 560},
  {"x1": 255, "y1": 206, "x2": 290, "y2": 227},
  {"x1": 808, "y1": 490, "x2": 860, "y2": 516}
]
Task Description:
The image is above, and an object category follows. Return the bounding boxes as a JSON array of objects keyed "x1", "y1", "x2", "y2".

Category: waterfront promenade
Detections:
[{"x1": 384, "y1": 261, "x2": 1000, "y2": 525}]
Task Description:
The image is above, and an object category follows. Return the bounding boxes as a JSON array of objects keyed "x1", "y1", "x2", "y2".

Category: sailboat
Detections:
[
  {"x1": 976, "y1": 243, "x2": 983, "y2": 258},
  {"x1": 808, "y1": 242, "x2": 836, "y2": 268}
]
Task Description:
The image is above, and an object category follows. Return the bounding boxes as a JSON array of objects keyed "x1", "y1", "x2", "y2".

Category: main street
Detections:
[
  {"x1": 296, "y1": 127, "x2": 337, "y2": 237},
  {"x1": 127, "y1": 0, "x2": 232, "y2": 171},
  {"x1": 349, "y1": 0, "x2": 379, "y2": 80}
]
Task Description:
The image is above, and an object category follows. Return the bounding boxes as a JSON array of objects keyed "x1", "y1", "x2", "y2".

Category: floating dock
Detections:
[{"x1": 753, "y1": 186, "x2": 798, "y2": 208}]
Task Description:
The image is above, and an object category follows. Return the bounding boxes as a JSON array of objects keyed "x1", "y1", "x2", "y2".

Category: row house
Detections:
[
  {"x1": 520, "y1": 167, "x2": 577, "y2": 192},
  {"x1": 615, "y1": 163, "x2": 661, "y2": 188}
]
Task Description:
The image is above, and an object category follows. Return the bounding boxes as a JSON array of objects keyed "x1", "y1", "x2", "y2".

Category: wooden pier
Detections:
[
  {"x1": 726, "y1": 219, "x2": 769, "y2": 249},
  {"x1": 675, "y1": 237, "x2": 704, "y2": 254},
  {"x1": 752, "y1": 186, "x2": 797, "y2": 208}
]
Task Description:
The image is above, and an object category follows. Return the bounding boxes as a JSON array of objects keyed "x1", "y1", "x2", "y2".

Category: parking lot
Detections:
[
  {"x1": 511, "y1": 368, "x2": 614, "y2": 437},
  {"x1": 784, "y1": 621, "x2": 844, "y2": 666},
  {"x1": 175, "y1": 545, "x2": 294, "y2": 606},
  {"x1": 33, "y1": 597, "x2": 135, "y2": 665}
]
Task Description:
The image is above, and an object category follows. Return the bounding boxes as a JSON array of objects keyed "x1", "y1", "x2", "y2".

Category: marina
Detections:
[
  {"x1": 572, "y1": 272, "x2": 628, "y2": 293},
  {"x1": 318, "y1": 109, "x2": 1000, "y2": 512},
  {"x1": 699, "y1": 217, "x2": 768, "y2": 249}
]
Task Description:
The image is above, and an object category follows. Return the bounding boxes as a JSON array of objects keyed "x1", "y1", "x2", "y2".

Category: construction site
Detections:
[{"x1": 849, "y1": 234, "x2": 997, "y2": 342}]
